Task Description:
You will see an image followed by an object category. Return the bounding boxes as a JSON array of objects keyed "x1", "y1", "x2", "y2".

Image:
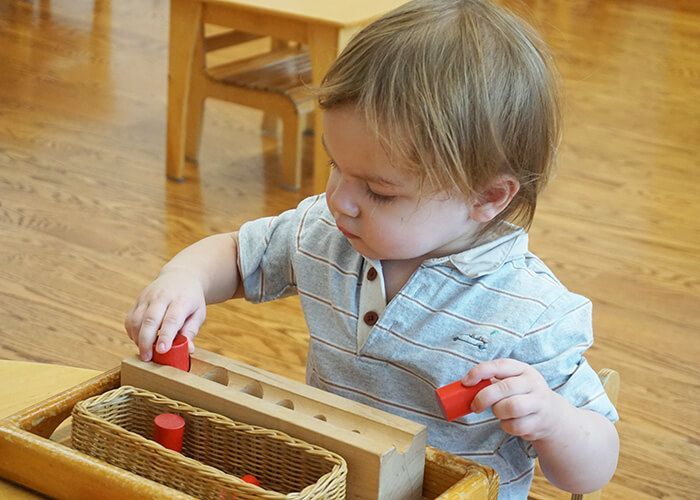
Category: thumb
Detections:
[{"x1": 179, "y1": 307, "x2": 206, "y2": 353}]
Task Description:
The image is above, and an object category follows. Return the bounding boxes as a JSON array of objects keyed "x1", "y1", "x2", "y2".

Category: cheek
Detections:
[
  {"x1": 324, "y1": 173, "x2": 337, "y2": 199},
  {"x1": 364, "y1": 216, "x2": 423, "y2": 255},
  {"x1": 391, "y1": 210, "x2": 456, "y2": 249}
]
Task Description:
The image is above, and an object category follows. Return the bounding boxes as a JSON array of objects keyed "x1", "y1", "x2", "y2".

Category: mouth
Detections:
[{"x1": 337, "y1": 224, "x2": 358, "y2": 239}]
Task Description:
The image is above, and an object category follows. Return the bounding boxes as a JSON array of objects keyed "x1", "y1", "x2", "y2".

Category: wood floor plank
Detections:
[{"x1": 0, "y1": 0, "x2": 698, "y2": 498}]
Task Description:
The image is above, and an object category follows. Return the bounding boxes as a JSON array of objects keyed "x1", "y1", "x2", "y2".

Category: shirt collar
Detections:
[{"x1": 424, "y1": 223, "x2": 529, "y2": 278}]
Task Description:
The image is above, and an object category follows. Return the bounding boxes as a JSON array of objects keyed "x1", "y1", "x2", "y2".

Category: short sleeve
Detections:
[
  {"x1": 237, "y1": 207, "x2": 299, "y2": 304},
  {"x1": 510, "y1": 292, "x2": 618, "y2": 423}
]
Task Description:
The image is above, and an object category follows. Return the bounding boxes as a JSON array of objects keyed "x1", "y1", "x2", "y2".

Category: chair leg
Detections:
[
  {"x1": 260, "y1": 38, "x2": 288, "y2": 140},
  {"x1": 280, "y1": 111, "x2": 303, "y2": 191},
  {"x1": 185, "y1": 91, "x2": 205, "y2": 167},
  {"x1": 185, "y1": 18, "x2": 206, "y2": 167},
  {"x1": 261, "y1": 112, "x2": 279, "y2": 138},
  {"x1": 303, "y1": 110, "x2": 315, "y2": 136},
  {"x1": 166, "y1": 0, "x2": 202, "y2": 181}
]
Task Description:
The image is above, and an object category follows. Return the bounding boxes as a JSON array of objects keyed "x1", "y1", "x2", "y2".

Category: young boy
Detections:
[{"x1": 125, "y1": 0, "x2": 619, "y2": 497}]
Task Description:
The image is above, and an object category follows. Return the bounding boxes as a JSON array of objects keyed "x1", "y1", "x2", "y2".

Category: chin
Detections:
[
  {"x1": 352, "y1": 244, "x2": 382, "y2": 260},
  {"x1": 352, "y1": 240, "x2": 418, "y2": 261},
  {"x1": 357, "y1": 249, "x2": 382, "y2": 260},
  {"x1": 359, "y1": 248, "x2": 409, "y2": 261}
]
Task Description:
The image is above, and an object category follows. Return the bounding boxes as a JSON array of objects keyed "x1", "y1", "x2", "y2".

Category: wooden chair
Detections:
[
  {"x1": 183, "y1": 26, "x2": 314, "y2": 190},
  {"x1": 529, "y1": 368, "x2": 621, "y2": 500}
]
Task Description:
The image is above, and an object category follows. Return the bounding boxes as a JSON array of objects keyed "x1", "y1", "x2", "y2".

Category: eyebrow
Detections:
[{"x1": 321, "y1": 135, "x2": 401, "y2": 187}]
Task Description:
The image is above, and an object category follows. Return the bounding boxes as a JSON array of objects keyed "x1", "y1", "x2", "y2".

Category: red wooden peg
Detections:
[
  {"x1": 219, "y1": 474, "x2": 261, "y2": 499},
  {"x1": 153, "y1": 413, "x2": 185, "y2": 452},
  {"x1": 152, "y1": 333, "x2": 191, "y2": 371},
  {"x1": 435, "y1": 379, "x2": 492, "y2": 421},
  {"x1": 241, "y1": 474, "x2": 260, "y2": 486}
]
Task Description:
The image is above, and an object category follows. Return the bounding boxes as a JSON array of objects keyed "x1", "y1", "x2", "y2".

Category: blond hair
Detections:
[{"x1": 318, "y1": 0, "x2": 561, "y2": 230}]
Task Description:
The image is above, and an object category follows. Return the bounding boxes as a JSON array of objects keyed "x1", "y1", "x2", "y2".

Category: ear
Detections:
[{"x1": 469, "y1": 175, "x2": 520, "y2": 223}]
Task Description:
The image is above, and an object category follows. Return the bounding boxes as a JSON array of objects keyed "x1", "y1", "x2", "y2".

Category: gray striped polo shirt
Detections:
[{"x1": 238, "y1": 194, "x2": 618, "y2": 499}]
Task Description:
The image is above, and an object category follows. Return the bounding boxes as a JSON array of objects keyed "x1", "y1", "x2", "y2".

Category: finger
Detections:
[
  {"x1": 471, "y1": 375, "x2": 533, "y2": 413},
  {"x1": 499, "y1": 413, "x2": 541, "y2": 439},
  {"x1": 491, "y1": 394, "x2": 538, "y2": 421},
  {"x1": 179, "y1": 307, "x2": 206, "y2": 353},
  {"x1": 137, "y1": 302, "x2": 168, "y2": 361},
  {"x1": 462, "y1": 359, "x2": 529, "y2": 385},
  {"x1": 155, "y1": 300, "x2": 194, "y2": 354},
  {"x1": 125, "y1": 302, "x2": 147, "y2": 344}
]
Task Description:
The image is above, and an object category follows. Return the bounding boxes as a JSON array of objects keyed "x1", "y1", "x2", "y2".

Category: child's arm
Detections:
[
  {"x1": 124, "y1": 232, "x2": 242, "y2": 362},
  {"x1": 463, "y1": 359, "x2": 619, "y2": 493}
]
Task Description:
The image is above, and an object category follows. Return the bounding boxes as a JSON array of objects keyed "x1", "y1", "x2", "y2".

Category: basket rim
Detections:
[{"x1": 72, "y1": 384, "x2": 347, "y2": 498}]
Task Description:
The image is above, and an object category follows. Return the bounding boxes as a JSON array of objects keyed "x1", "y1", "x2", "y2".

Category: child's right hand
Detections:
[{"x1": 124, "y1": 268, "x2": 207, "y2": 362}]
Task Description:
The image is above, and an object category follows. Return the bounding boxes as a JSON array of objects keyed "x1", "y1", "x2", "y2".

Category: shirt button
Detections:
[
  {"x1": 363, "y1": 311, "x2": 379, "y2": 326},
  {"x1": 367, "y1": 267, "x2": 378, "y2": 281}
]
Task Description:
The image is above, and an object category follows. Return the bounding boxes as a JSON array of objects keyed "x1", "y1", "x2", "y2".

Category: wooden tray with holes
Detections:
[{"x1": 0, "y1": 350, "x2": 499, "y2": 499}]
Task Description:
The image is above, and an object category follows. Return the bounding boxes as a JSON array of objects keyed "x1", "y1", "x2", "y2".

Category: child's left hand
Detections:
[{"x1": 462, "y1": 359, "x2": 569, "y2": 442}]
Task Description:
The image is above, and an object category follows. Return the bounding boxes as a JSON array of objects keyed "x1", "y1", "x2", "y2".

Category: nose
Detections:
[{"x1": 326, "y1": 173, "x2": 360, "y2": 218}]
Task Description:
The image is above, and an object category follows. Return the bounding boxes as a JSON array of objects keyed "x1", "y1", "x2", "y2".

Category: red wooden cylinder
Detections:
[
  {"x1": 152, "y1": 334, "x2": 190, "y2": 371},
  {"x1": 435, "y1": 379, "x2": 492, "y2": 421},
  {"x1": 153, "y1": 413, "x2": 185, "y2": 452},
  {"x1": 241, "y1": 474, "x2": 260, "y2": 486}
]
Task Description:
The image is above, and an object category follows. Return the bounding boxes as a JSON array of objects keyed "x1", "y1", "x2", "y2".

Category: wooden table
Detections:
[
  {"x1": 166, "y1": 0, "x2": 407, "y2": 193},
  {"x1": 0, "y1": 360, "x2": 100, "y2": 498}
]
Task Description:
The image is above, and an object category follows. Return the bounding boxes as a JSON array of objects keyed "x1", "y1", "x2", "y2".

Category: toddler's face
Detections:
[{"x1": 323, "y1": 106, "x2": 480, "y2": 261}]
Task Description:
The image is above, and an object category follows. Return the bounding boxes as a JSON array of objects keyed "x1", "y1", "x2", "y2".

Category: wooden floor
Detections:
[{"x1": 0, "y1": 1, "x2": 697, "y2": 498}]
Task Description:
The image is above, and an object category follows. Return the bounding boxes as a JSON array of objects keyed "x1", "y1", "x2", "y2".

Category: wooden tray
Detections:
[{"x1": 0, "y1": 366, "x2": 498, "y2": 499}]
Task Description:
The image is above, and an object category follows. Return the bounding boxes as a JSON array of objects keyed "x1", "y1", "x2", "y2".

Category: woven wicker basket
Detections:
[{"x1": 71, "y1": 385, "x2": 347, "y2": 499}]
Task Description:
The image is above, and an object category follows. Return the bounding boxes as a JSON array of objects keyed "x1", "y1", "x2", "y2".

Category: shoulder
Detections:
[
  {"x1": 489, "y1": 254, "x2": 593, "y2": 343},
  {"x1": 425, "y1": 229, "x2": 588, "y2": 334},
  {"x1": 239, "y1": 195, "x2": 333, "y2": 240},
  {"x1": 289, "y1": 194, "x2": 346, "y2": 249},
  {"x1": 294, "y1": 194, "x2": 335, "y2": 234},
  {"x1": 471, "y1": 248, "x2": 591, "y2": 337},
  {"x1": 237, "y1": 193, "x2": 358, "y2": 268},
  {"x1": 481, "y1": 249, "x2": 573, "y2": 308},
  {"x1": 287, "y1": 195, "x2": 361, "y2": 271}
]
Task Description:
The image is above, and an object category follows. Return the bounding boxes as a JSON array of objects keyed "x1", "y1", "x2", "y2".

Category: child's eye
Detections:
[{"x1": 366, "y1": 187, "x2": 395, "y2": 204}]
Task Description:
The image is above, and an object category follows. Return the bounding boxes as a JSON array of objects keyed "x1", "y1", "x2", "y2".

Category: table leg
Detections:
[
  {"x1": 308, "y1": 25, "x2": 358, "y2": 194},
  {"x1": 166, "y1": 0, "x2": 203, "y2": 182}
]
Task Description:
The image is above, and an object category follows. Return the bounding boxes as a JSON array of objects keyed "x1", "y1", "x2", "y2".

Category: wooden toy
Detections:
[
  {"x1": 152, "y1": 334, "x2": 191, "y2": 371},
  {"x1": 222, "y1": 474, "x2": 262, "y2": 500},
  {"x1": 0, "y1": 356, "x2": 499, "y2": 499},
  {"x1": 153, "y1": 413, "x2": 186, "y2": 452},
  {"x1": 435, "y1": 379, "x2": 492, "y2": 421},
  {"x1": 121, "y1": 349, "x2": 428, "y2": 499},
  {"x1": 241, "y1": 474, "x2": 259, "y2": 486}
]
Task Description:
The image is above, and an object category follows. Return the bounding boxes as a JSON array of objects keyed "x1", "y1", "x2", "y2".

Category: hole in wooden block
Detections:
[
  {"x1": 201, "y1": 366, "x2": 229, "y2": 385},
  {"x1": 352, "y1": 429, "x2": 361, "y2": 434},
  {"x1": 241, "y1": 381, "x2": 264, "y2": 398},
  {"x1": 275, "y1": 399, "x2": 295, "y2": 410},
  {"x1": 313, "y1": 414, "x2": 327, "y2": 421}
]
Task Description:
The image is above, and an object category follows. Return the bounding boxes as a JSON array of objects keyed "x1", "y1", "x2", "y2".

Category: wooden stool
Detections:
[{"x1": 183, "y1": 27, "x2": 313, "y2": 190}]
